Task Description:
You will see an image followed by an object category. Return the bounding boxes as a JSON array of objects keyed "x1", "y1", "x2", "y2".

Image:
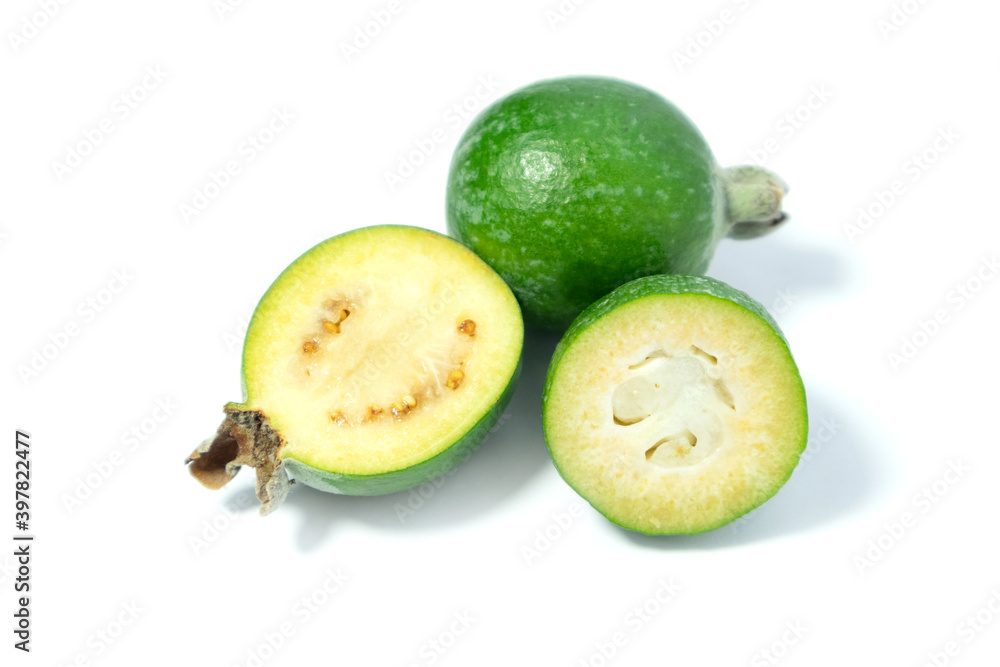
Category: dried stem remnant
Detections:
[{"x1": 185, "y1": 405, "x2": 290, "y2": 516}]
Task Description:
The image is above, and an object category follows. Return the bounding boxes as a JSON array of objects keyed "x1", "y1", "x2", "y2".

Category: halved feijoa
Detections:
[
  {"x1": 542, "y1": 275, "x2": 807, "y2": 535},
  {"x1": 187, "y1": 226, "x2": 523, "y2": 514}
]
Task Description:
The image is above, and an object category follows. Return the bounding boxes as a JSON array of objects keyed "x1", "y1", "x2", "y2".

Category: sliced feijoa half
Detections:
[
  {"x1": 186, "y1": 225, "x2": 523, "y2": 514},
  {"x1": 542, "y1": 275, "x2": 807, "y2": 535}
]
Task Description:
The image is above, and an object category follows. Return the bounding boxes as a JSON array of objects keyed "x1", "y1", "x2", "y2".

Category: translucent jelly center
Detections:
[
  {"x1": 290, "y1": 282, "x2": 478, "y2": 427},
  {"x1": 611, "y1": 346, "x2": 735, "y2": 469}
]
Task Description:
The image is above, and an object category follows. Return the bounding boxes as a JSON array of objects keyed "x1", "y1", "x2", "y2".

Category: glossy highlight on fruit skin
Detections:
[
  {"x1": 542, "y1": 275, "x2": 808, "y2": 535},
  {"x1": 186, "y1": 225, "x2": 524, "y2": 514},
  {"x1": 447, "y1": 76, "x2": 788, "y2": 331}
]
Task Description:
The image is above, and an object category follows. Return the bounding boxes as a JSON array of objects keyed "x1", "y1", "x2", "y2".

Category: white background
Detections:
[{"x1": 3, "y1": 1, "x2": 999, "y2": 665}]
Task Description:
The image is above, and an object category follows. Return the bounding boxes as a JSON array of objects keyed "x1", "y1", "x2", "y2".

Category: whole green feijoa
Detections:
[
  {"x1": 446, "y1": 76, "x2": 789, "y2": 331},
  {"x1": 542, "y1": 274, "x2": 808, "y2": 535}
]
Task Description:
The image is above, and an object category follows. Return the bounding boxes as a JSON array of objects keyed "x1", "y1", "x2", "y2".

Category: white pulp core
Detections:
[
  {"x1": 611, "y1": 346, "x2": 735, "y2": 469},
  {"x1": 287, "y1": 281, "x2": 477, "y2": 428}
]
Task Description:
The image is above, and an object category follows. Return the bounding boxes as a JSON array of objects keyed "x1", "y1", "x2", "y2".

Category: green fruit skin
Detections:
[
  {"x1": 447, "y1": 77, "x2": 726, "y2": 331},
  {"x1": 542, "y1": 275, "x2": 808, "y2": 535},
  {"x1": 281, "y1": 357, "x2": 521, "y2": 496}
]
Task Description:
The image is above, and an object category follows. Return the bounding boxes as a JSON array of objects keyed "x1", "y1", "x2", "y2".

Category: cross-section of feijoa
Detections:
[
  {"x1": 186, "y1": 225, "x2": 523, "y2": 514},
  {"x1": 542, "y1": 275, "x2": 807, "y2": 535}
]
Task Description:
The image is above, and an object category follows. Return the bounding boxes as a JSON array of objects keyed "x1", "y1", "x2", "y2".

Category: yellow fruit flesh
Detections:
[
  {"x1": 545, "y1": 294, "x2": 806, "y2": 534},
  {"x1": 242, "y1": 227, "x2": 523, "y2": 477}
]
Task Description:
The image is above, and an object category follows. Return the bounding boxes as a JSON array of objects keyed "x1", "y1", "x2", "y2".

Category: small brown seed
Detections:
[
  {"x1": 458, "y1": 319, "x2": 477, "y2": 336},
  {"x1": 329, "y1": 411, "x2": 346, "y2": 424},
  {"x1": 403, "y1": 394, "x2": 417, "y2": 408},
  {"x1": 446, "y1": 369, "x2": 465, "y2": 390},
  {"x1": 336, "y1": 308, "x2": 350, "y2": 323},
  {"x1": 322, "y1": 320, "x2": 340, "y2": 334},
  {"x1": 367, "y1": 405, "x2": 383, "y2": 417},
  {"x1": 302, "y1": 340, "x2": 318, "y2": 354}
]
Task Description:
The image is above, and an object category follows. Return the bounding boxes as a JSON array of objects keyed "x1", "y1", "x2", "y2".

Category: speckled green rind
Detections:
[
  {"x1": 447, "y1": 77, "x2": 726, "y2": 331},
  {"x1": 280, "y1": 357, "x2": 520, "y2": 496},
  {"x1": 542, "y1": 275, "x2": 808, "y2": 535}
]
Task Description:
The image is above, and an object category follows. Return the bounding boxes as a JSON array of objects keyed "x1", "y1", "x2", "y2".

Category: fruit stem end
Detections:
[
  {"x1": 185, "y1": 405, "x2": 290, "y2": 516},
  {"x1": 722, "y1": 166, "x2": 789, "y2": 240}
]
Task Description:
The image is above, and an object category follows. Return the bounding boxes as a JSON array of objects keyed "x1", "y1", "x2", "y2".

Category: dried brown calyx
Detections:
[{"x1": 185, "y1": 405, "x2": 290, "y2": 516}]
